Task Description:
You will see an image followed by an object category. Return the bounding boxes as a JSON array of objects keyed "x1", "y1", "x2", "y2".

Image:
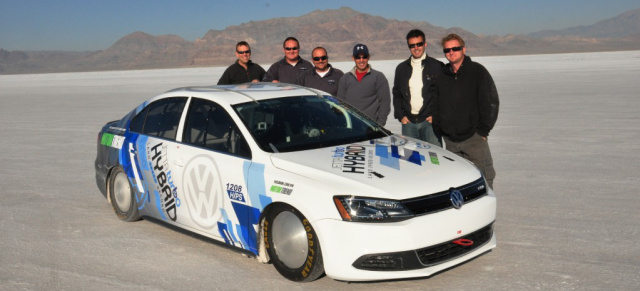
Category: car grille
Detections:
[
  {"x1": 402, "y1": 177, "x2": 487, "y2": 216},
  {"x1": 416, "y1": 223, "x2": 494, "y2": 266}
]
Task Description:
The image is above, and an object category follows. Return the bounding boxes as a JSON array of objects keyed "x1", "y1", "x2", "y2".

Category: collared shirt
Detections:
[
  {"x1": 263, "y1": 57, "x2": 314, "y2": 84},
  {"x1": 296, "y1": 65, "x2": 344, "y2": 96}
]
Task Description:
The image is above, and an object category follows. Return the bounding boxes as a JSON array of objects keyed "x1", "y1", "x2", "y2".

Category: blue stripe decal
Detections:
[
  {"x1": 405, "y1": 148, "x2": 423, "y2": 165},
  {"x1": 244, "y1": 161, "x2": 272, "y2": 209},
  {"x1": 391, "y1": 145, "x2": 401, "y2": 158},
  {"x1": 231, "y1": 202, "x2": 261, "y2": 254}
]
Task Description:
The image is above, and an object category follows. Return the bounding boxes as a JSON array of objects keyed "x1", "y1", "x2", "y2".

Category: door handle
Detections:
[{"x1": 173, "y1": 159, "x2": 185, "y2": 167}]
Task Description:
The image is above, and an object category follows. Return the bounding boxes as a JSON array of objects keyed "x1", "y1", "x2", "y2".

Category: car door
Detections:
[
  {"x1": 126, "y1": 96, "x2": 188, "y2": 224},
  {"x1": 169, "y1": 97, "x2": 260, "y2": 251}
]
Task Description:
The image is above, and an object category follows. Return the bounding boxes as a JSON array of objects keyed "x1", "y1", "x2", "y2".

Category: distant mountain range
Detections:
[{"x1": 2, "y1": 7, "x2": 639, "y2": 74}]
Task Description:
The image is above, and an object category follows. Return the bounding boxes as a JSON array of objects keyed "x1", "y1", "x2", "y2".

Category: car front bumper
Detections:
[{"x1": 314, "y1": 193, "x2": 497, "y2": 281}]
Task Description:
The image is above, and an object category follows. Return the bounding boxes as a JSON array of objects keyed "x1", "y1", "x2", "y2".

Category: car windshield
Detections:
[{"x1": 232, "y1": 95, "x2": 389, "y2": 153}]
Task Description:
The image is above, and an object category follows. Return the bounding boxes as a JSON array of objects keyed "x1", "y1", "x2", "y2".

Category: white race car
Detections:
[{"x1": 94, "y1": 83, "x2": 496, "y2": 282}]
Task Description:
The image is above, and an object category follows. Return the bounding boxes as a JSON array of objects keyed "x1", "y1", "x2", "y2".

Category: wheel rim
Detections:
[
  {"x1": 113, "y1": 172, "x2": 132, "y2": 212},
  {"x1": 272, "y1": 211, "x2": 308, "y2": 269}
]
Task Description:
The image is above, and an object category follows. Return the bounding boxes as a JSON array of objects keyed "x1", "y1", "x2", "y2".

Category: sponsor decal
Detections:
[
  {"x1": 226, "y1": 183, "x2": 246, "y2": 202},
  {"x1": 182, "y1": 155, "x2": 224, "y2": 229},
  {"x1": 429, "y1": 152, "x2": 440, "y2": 165},
  {"x1": 331, "y1": 147, "x2": 345, "y2": 168},
  {"x1": 149, "y1": 142, "x2": 179, "y2": 221},
  {"x1": 101, "y1": 133, "x2": 125, "y2": 149},
  {"x1": 270, "y1": 180, "x2": 293, "y2": 195},
  {"x1": 343, "y1": 145, "x2": 366, "y2": 174}
]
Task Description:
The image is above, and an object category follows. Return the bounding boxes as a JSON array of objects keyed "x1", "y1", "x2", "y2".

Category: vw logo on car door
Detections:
[{"x1": 183, "y1": 155, "x2": 224, "y2": 229}]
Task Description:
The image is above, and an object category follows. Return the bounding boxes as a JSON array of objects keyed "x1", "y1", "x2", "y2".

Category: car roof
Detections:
[{"x1": 155, "y1": 82, "x2": 328, "y2": 106}]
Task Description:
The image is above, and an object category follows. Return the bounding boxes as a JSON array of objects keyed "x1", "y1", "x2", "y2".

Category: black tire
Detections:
[
  {"x1": 108, "y1": 167, "x2": 141, "y2": 222},
  {"x1": 263, "y1": 204, "x2": 324, "y2": 282}
]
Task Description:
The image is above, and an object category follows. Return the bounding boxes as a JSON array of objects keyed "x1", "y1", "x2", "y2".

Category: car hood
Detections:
[{"x1": 269, "y1": 135, "x2": 482, "y2": 200}]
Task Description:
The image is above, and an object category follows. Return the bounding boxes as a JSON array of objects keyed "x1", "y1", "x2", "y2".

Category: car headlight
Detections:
[{"x1": 333, "y1": 196, "x2": 414, "y2": 222}]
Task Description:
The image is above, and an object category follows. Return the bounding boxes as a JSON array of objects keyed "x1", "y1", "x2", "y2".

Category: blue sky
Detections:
[{"x1": 1, "y1": 0, "x2": 638, "y2": 51}]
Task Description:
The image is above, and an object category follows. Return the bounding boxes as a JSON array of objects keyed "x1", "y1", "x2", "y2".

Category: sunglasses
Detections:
[
  {"x1": 443, "y1": 46, "x2": 464, "y2": 53},
  {"x1": 355, "y1": 55, "x2": 369, "y2": 60},
  {"x1": 284, "y1": 46, "x2": 299, "y2": 51},
  {"x1": 408, "y1": 42, "x2": 425, "y2": 49},
  {"x1": 237, "y1": 50, "x2": 251, "y2": 54},
  {"x1": 312, "y1": 56, "x2": 328, "y2": 61}
]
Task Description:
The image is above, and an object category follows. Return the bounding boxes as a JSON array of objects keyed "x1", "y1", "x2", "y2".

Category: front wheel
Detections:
[
  {"x1": 109, "y1": 167, "x2": 141, "y2": 222},
  {"x1": 264, "y1": 204, "x2": 324, "y2": 282}
]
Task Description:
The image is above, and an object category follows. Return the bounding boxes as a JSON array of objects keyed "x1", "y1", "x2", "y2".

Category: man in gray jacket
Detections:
[
  {"x1": 296, "y1": 47, "x2": 344, "y2": 96},
  {"x1": 337, "y1": 44, "x2": 391, "y2": 126}
]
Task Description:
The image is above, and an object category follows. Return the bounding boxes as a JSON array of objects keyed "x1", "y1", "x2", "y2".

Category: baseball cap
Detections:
[{"x1": 353, "y1": 44, "x2": 369, "y2": 57}]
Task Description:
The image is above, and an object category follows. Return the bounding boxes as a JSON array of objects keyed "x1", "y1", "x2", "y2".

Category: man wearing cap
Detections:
[
  {"x1": 337, "y1": 44, "x2": 391, "y2": 126},
  {"x1": 217, "y1": 41, "x2": 266, "y2": 85},
  {"x1": 296, "y1": 47, "x2": 344, "y2": 96},
  {"x1": 263, "y1": 36, "x2": 313, "y2": 84},
  {"x1": 392, "y1": 29, "x2": 444, "y2": 146}
]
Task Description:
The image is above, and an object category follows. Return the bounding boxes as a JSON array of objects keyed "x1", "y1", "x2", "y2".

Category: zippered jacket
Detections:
[
  {"x1": 337, "y1": 66, "x2": 391, "y2": 126},
  {"x1": 434, "y1": 55, "x2": 499, "y2": 142},
  {"x1": 392, "y1": 55, "x2": 444, "y2": 122}
]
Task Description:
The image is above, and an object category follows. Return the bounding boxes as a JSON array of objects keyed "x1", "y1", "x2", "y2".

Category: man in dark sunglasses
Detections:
[
  {"x1": 392, "y1": 29, "x2": 444, "y2": 146},
  {"x1": 218, "y1": 41, "x2": 266, "y2": 85},
  {"x1": 433, "y1": 33, "x2": 500, "y2": 188},
  {"x1": 296, "y1": 47, "x2": 344, "y2": 96},
  {"x1": 337, "y1": 44, "x2": 391, "y2": 126},
  {"x1": 263, "y1": 36, "x2": 313, "y2": 84}
]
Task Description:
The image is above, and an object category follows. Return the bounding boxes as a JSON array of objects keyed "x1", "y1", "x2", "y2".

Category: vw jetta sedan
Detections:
[{"x1": 95, "y1": 83, "x2": 496, "y2": 282}]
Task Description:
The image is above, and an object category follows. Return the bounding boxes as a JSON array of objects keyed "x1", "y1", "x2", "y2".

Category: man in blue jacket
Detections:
[
  {"x1": 434, "y1": 33, "x2": 500, "y2": 188},
  {"x1": 393, "y1": 29, "x2": 444, "y2": 146}
]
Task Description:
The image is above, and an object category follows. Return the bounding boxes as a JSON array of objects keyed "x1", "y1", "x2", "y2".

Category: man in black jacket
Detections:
[
  {"x1": 217, "y1": 41, "x2": 266, "y2": 85},
  {"x1": 392, "y1": 29, "x2": 444, "y2": 146},
  {"x1": 434, "y1": 33, "x2": 499, "y2": 188}
]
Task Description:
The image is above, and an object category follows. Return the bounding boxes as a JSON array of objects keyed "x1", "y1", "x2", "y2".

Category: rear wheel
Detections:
[
  {"x1": 109, "y1": 167, "x2": 141, "y2": 222},
  {"x1": 264, "y1": 204, "x2": 324, "y2": 282}
]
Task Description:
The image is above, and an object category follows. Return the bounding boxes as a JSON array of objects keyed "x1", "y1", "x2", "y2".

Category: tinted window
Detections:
[
  {"x1": 183, "y1": 98, "x2": 251, "y2": 158},
  {"x1": 129, "y1": 106, "x2": 148, "y2": 133},
  {"x1": 233, "y1": 95, "x2": 388, "y2": 153},
  {"x1": 133, "y1": 97, "x2": 187, "y2": 140}
]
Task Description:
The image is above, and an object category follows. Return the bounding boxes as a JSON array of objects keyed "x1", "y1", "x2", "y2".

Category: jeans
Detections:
[{"x1": 402, "y1": 120, "x2": 442, "y2": 147}]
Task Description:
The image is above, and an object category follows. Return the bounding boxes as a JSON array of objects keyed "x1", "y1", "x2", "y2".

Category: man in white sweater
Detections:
[{"x1": 392, "y1": 29, "x2": 444, "y2": 146}]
